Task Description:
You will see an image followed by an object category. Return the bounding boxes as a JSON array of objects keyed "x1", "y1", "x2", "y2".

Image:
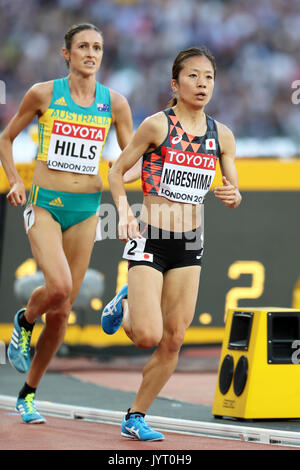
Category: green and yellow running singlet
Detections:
[{"x1": 37, "y1": 77, "x2": 112, "y2": 175}]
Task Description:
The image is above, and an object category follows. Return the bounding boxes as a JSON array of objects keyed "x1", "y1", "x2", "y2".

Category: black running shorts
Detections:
[{"x1": 127, "y1": 222, "x2": 204, "y2": 274}]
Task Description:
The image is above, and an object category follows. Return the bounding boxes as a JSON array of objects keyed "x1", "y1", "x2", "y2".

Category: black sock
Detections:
[
  {"x1": 18, "y1": 310, "x2": 35, "y2": 332},
  {"x1": 125, "y1": 408, "x2": 145, "y2": 420},
  {"x1": 18, "y1": 382, "x2": 36, "y2": 399}
]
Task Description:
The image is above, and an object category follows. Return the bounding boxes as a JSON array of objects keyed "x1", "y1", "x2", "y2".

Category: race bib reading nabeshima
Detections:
[{"x1": 158, "y1": 147, "x2": 217, "y2": 204}]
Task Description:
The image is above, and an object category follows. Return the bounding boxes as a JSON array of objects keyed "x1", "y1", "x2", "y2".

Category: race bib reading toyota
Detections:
[
  {"x1": 47, "y1": 120, "x2": 105, "y2": 175},
  {"x1": 158, "y1": 147, "x2": 217, "y2": 204}
]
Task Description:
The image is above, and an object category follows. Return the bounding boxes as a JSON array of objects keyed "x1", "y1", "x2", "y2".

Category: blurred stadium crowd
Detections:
[{"x1": 0, "y1": 0, "x2": 299, "y2": 156}]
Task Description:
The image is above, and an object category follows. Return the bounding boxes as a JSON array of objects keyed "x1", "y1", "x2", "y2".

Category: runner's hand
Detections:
[
  {"x1": 118, "y1": 214, "x2": 142, "y2": 242},
  {"x1": 6, "y1": 182, "x2": 26, "y2": 207},
  {"x1": 214, "y1": 176, "x2": 241, "y2": 208}
]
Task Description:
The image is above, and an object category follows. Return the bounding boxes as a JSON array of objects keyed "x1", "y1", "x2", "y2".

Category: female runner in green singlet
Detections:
[{"x1": 0, "y1": 23, "x2": 134, "y2": 424}]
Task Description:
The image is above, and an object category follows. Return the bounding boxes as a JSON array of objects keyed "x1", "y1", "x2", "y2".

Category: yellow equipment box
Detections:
[{"x1": 212, "y1": 307, "x2": 300, "y2": 419}]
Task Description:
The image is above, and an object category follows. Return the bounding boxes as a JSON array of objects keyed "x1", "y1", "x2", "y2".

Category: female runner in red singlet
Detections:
[{"x1": 102, "y1": 46, "x2": 242, "y2": 441}]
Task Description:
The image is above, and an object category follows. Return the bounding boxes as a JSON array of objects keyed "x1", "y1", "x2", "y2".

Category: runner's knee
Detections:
[
  {"x1": 134, "y1": 330, "x2": 162, "y2": 349},
  {"x1": 46, "y1": 304, "x2": 71, "y2": 329},
  {"x1": 48, "y1": 279, "x2": 72, "y2": 305},
  {"x1": 165, "y1": 328, "x2": 186, "y2": 354}
]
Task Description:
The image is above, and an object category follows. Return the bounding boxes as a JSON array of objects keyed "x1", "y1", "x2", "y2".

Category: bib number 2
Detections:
[{"x1": 123, "y1": 237, "x2": 153, "y2": 262}]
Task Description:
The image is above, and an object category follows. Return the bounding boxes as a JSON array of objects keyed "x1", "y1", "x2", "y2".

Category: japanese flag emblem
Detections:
[{"x1": 205, "y1": 139, "x2": 216, "y2": 150}]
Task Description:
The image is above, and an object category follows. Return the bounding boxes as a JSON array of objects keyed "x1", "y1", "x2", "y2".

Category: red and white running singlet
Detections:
[{"x1": 142, "y1": 108, "x2": 221, "y2": 204}]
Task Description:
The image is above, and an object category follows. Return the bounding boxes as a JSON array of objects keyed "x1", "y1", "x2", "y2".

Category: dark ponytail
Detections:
[{"x1": 168, "y1": 96, "x2": 178, "y2": 107}]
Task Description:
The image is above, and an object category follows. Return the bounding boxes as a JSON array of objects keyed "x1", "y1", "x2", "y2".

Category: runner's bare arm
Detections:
[
  {"x1": 0, "y1": 82, "x2": 52, "y2": 206},
  {"x1": 214, "y1": 123, "x2": 242, "y2": 209},
  {"x1": 110, "y1": 89, "x2": 133, "y2": 151},
  {"x1": 110, "y1": 89, "x2": 142, "y2": 184},
  {"x1": 122, "y1": 158, "x2": 142, "y2": 184},
  {"x1": 109, "y1": 113, "x2": 165, "y2": 240}
]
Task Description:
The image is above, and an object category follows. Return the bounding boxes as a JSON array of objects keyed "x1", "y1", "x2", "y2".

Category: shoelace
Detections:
[
  {"x1": 19, "y1": 328, "x2": 31, "y2": 357},
  {"x1": 24, "y1": 393, "x2": 36, "y2": 414},
  {"x1": 133, "y1": 415, "x2": 149, "y2": 430}
]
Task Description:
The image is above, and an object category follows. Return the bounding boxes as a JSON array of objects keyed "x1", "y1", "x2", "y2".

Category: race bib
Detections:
[
  {"x1": 24, "y1": 204, "x2": 35, "y2": 233},
  {"x1": 158, "y1": 147, "x2": 217, "y2": 204},
  {"x1": 123, "y1": 237, "x2": 153, "y2": 262},
  {"x1": 47, "y1": 120, "x2": 105, "y2": 175},
  {"x1": 94, "y1": 216, "x2": 102, "y2": 242}
]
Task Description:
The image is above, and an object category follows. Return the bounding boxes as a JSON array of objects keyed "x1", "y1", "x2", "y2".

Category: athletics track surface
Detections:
[{"x1": 0, "y1": 347, "x2": 299, "y2": 452}]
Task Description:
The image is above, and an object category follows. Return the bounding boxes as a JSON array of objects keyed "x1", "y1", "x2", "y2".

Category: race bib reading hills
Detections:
[
  {"x1": 47, "y1": 120, "x2": 105, "y2": 175},
  {"x1": 158, "y1": 147, "x2": 217, "y2": 204}
]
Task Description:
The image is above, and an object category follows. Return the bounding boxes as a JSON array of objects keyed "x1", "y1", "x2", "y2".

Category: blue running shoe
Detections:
[
  {"x1": 101, "y1": 284, "x2": 128, "y2": 334},
  {"x1": 8, "y1": 308, "x2": 32, "y2": 373},
  {"x1": 121, "y1": 413, "x2": 164, "y2": 441},
  {"x1": 16, "y1": 393, "x2": 46, "y2": 424}
]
